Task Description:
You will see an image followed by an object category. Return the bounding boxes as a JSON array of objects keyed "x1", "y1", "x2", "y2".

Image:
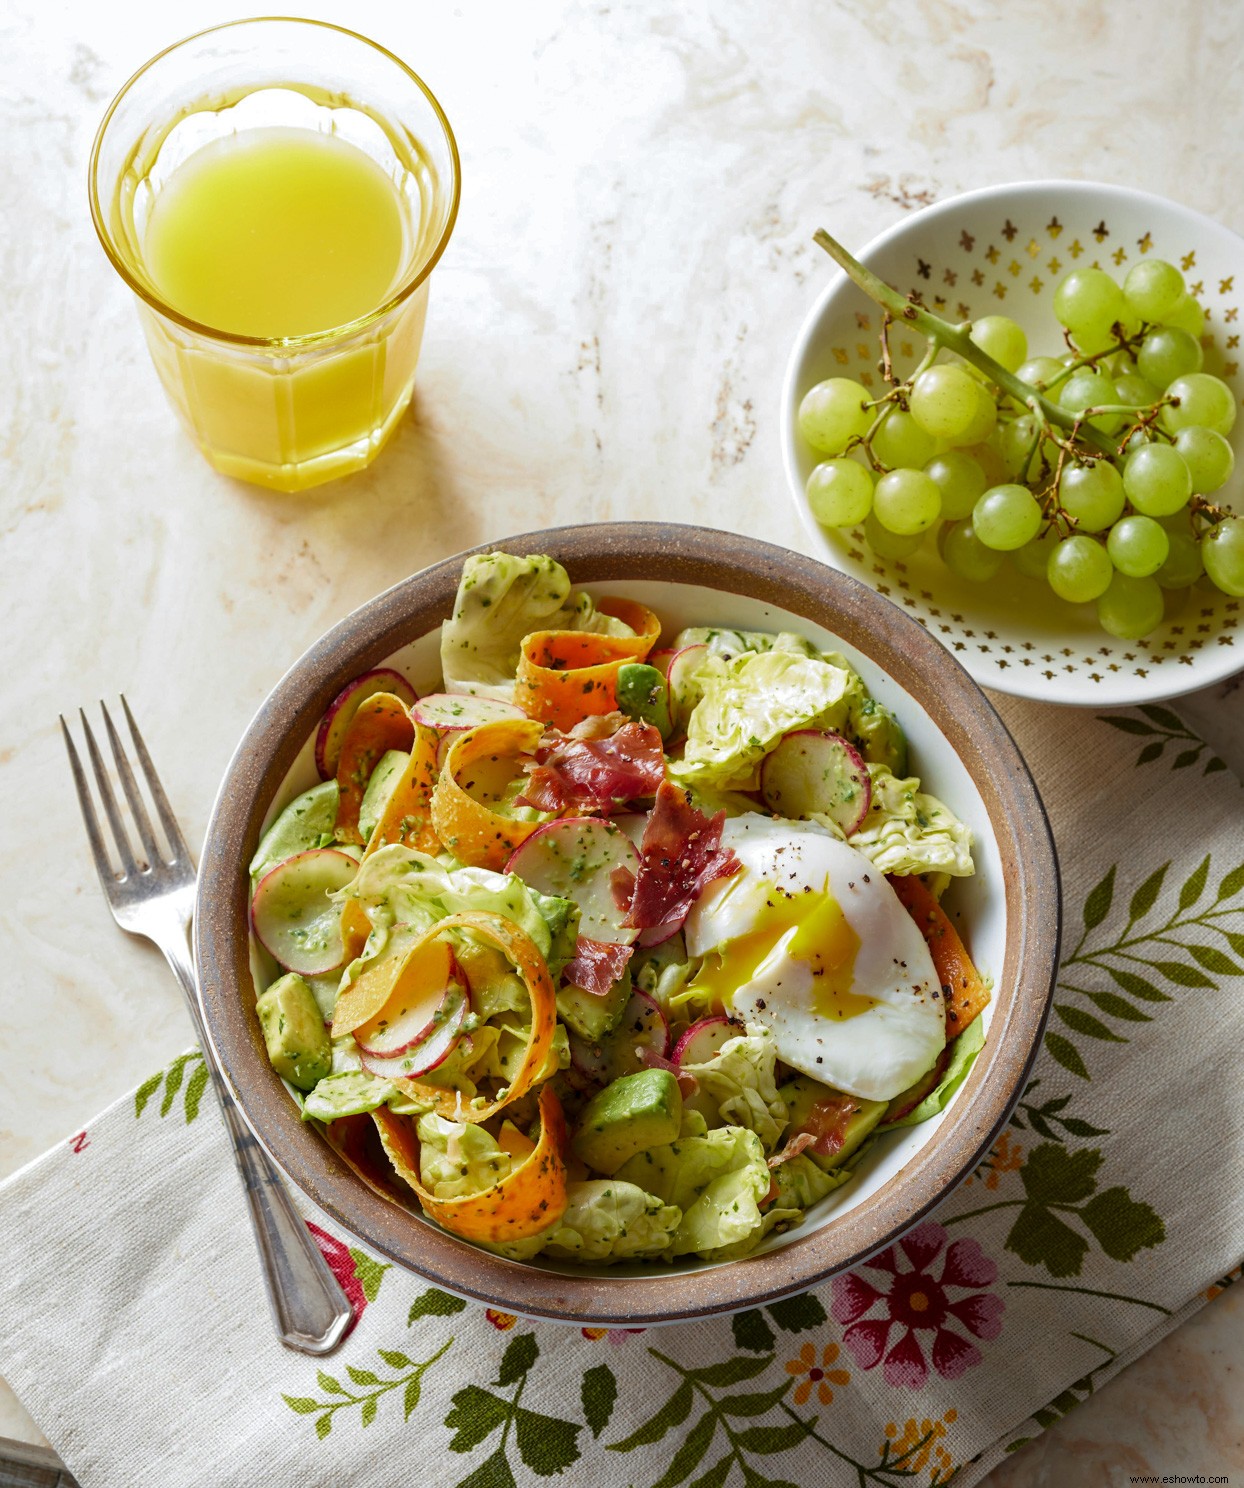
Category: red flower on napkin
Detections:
[
  {"x1": 306, "y1": 1221, "x2": 369, "y2": 1335},
  {"x1": 831, "y1": 1221, "x2": 1003, "y2": 1389}
]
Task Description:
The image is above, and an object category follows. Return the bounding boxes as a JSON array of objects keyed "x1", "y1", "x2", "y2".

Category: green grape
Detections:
[
  {"x1": 969, "y1": 440, "x2": 1011, "y2": 488},
  {"x1": 1163, "y1": 293, "x2": 1205, "y2": 339},
  {"x1": 1015, "y1": 356, "x2": 1064, "y2": 394},
  {"x1": 1122, "y1": 442, "x2": 1192, "y2": 515},
  {"x1": 1136, "y1": 326, "x2": 1203, "y2": 387},
  {"x1": 942, "y1": 519, "x2": 1006, "y2": 582},
  {"x1": 1058, "y1": 460, "x2": 1125, "y2": 532},
  {"x1": 1053, "y1": 267, "x2": 1125, "y2": 343},
  {"x1": 1123, "y1": 259, "x2": 1185, "y2": 323},
  {"x1": 864, "y1": 510, "x2": 925, "y2": 559},
  {"x1": 1161, "y1": 373, "x2": 1237, "y2": 436},
  {"x1": 798, "y1": 378, "x2": 873, "y2": 454},
  {"x1": 949, "y1": 382, "x2": 998, "y2": 447},
  {"x1": 973, "y1": 483, "x2": 1043, "y2": 550},
  {"x1": 872, "y1": 408, "x2": 937, "y2": 469},
  {"x1": 909, "y1": 365, "x2": 980, "y2": 439},
  {"x1": 1048, "y1": 535, "x2": 1114, "y2": 602},
  {"x1": 1011, "y1": 529, "x2": 1059, "y2": 581},
  {"x1": 970, "y1": 315, "x2": 1027, "y2": 373},
  {"x1": 1154, "y1": 526, "x2": 1205, "y2": 589},
  {"x1": 1203, "y1": 517, "x2": 1244, "y2": 596},
  {"x1": 997, "y1": 413, "x2": 1038, "y2": 477},
  {"x1": 806, "y1": 459, "x2": 874, "y2": 528},
  {"x1": 873, "y1": 468, "x2": 942, "y2": 534},
  {"x1": 1107, "y1": 514, "x2": 1170, "y2": 577},
  {"x1": 1162, "y1": 584, "x2": 1193, "y2": 619},
  {"x1": 1113, "y1": 372, "x2": 1162, "y2": 411},
  {"x1": 1174, "y1": 425, "x2": 1234, "y2": 493},
  {"x1": 924, "y1": 451, "x2": 986, "y2": 520},
  {"x1": 1059, "y1": 370, "x2": 1122, "y2": 432},
  {"x1": 1096, "y1": 572, "x2": 1165, "y2": 638}
]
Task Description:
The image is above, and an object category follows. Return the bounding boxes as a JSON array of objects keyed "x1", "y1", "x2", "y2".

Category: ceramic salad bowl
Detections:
[{"x1": 194, "y1": 523, "x2": 1059, "y2": 1325}]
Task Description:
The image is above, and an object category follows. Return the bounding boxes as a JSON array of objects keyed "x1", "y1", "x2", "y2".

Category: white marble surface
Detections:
[{"x1": 1, "y1": 0, "x2": 1243, "y2": 1481}]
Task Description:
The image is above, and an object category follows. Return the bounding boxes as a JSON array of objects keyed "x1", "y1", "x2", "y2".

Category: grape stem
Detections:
[{"x1": 812, "y1": 227, "x2": 1117, "y2": 458}]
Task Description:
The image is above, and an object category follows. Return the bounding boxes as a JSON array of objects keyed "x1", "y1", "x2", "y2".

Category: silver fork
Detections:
[{"x1": 61, "y1": 698, "x2": 353, "y2": 1356}]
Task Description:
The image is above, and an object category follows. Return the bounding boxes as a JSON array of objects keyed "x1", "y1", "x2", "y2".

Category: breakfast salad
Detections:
[{"x1": 248, "y1": 552, "x2": 990, "y2": 1266}]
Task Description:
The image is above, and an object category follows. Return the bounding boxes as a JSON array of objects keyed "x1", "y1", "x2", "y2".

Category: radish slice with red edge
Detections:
[
  {"x1": 672, "y1": 1015, "x2": 739, "y2": 1067},
  {"x1": 647, "y1": 648, "x2": 676, "y2": 679},
  {"x1": 251, "y1": 848, "x2": 360, "y2": 976},
  {"x1": 354, "y1": 948, "x2": 469, "y2": 1058},
  {"x1": 358, "y1": 987, "x2": 468, "y2": 1079},
  {"x1": 505, "y1": 817, "x2": 640, "y2": 945},
  {"x1": 412, "y1": 694, "x2": 525, "y2": 731},
  {"x1": 316, "y1": 669, "x2": 418, "y2": 780},
  {"x1": 568, "y1": 989, "x2": 668, "y2": 1084},
  {"x1": 760, "y1": 730, "x2": 872, "y2": 834},
  {"x1": 665, "y1": 643, "x2": 709, "y2": 727}
]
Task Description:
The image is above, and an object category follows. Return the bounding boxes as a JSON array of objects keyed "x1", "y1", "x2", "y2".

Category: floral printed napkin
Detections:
[{"x1": 1, "y1": 695, "x2": 1241, "y2": 1488}]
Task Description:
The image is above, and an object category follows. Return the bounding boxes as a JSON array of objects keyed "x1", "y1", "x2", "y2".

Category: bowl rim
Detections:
[
  {"x1": 779, "y1": 178, "x2": 1244, "y2": 709},
  {"x1": 194, "y1": 521, "x2": 1060, "y2": 1325}
]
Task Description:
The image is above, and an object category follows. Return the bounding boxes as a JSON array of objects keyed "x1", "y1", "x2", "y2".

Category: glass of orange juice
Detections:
[{"x1": 89, "y1": 18, "x2": 460, "y2": 492}]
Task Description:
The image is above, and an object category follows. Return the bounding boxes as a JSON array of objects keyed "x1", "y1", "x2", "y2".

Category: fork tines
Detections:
[{"x1": 61, "y1": 698, "x2": 191, "y2": 882}]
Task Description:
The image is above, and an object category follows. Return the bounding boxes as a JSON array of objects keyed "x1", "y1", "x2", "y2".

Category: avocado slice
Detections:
[
  {"x1": 572, "y1": 1068, "x2": 683, "y2": 1176},
  {"x1": 780, "y1": 1075, "x2": 887, "y2": 1172},
  {"x1": 358, "y1": 748, "x2": 409, "y2": 843},
  {"x1": 616, "y1": 663, "x2": 673, "y2": 740},
  {"x1": 557, "y1": 966, "x2": 632, "y2": 1042},
  {"x1": 256, "y1": 972, "x2": 332, "y2": 1091},
  {"x1": 849, "y1": 696, "x2": 909, "y2": 777}
]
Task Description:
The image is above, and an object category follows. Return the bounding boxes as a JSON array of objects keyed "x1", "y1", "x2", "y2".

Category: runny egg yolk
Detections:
[{"x1": 686, "y1": 878, "x2": 872, "y2": 1021}]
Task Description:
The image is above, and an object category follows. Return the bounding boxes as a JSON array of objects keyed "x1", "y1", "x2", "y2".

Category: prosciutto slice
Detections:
[
  {"x1": 517, "y1": 720, "x2": 666, "y2": 813},
  {"x1": 623, "y1": 781, "x2": 740, "y2": 932},
  {"x1": 562, "y1": 937, "x2": 634, "y2": 997}
]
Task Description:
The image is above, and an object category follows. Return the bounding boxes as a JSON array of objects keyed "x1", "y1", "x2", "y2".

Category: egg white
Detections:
[{"x1": 684, "y1": 815, "x2": 946, "y2": 1101}]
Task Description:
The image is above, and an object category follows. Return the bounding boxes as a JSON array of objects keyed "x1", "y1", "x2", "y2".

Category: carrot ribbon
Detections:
[{"x1": 514, "y1": 598, "x2": 661, "y2": 731}]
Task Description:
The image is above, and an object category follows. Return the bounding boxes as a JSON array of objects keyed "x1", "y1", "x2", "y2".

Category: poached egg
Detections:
[{"x1": 683, "y1": 815, "x2": 945, "y2": 1101}]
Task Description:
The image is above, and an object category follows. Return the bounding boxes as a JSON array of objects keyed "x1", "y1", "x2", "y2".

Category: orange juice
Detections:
[
  {"x1": 143, "y1": 127, "x2": 405, "y2": 339},
  {"x1": 90, "y1": 21, "x2": 460, "y2": 492}
]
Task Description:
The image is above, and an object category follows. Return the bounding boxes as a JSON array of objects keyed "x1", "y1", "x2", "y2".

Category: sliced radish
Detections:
[
  {"x1": 760, "y1": 730, "x2": 872, "y2": 834},
  {"x1": 354, "y1": 945, "x2": 467, "y2": 1058},
  {"x1": 505, "y1": 817, "x2": 640, "y2": 945},
  {"x1": 672, "y1": 1015, "x2": 739, "y2": 1067},
  {"x1": 251, "y1": 849, "x2": 360, "y2": 976},
  {"x1": 359, "y1": 987, "x2": 468, "y2": 1079},
  {"x1": 647, "y1": 648, "x2": 676, "y2": 679},
  {"x1": 315, "y1": 669, "x2": 418, "y2": 780},
  {"x1": 412, "y1": 693, "x2": 525, "y2": 731},
  {"x1": 611, "y1": 812, "x2": 648, "y2": 850},
  {"x1": 568, "y1": 989, "x2": 668, "y2": 1084},
  {"x1": 637, "y1": 917, "x2": 682, "y2": 949},
  {"x1": 666, "y1": 643, "x2": 709, "y2": 726}
]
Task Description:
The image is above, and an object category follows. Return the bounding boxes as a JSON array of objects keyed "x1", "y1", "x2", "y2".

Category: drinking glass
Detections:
[{"x1": 89, "y1": 18, "x2": 460, "y2": 491}]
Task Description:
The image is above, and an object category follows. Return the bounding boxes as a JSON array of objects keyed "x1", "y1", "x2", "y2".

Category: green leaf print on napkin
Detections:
[
  {"x1": 730, "y1": 1292, "x2": 828, "y2": 1353},
  {"x1": 1098, "y1": 706, "x2": 1228, "y2": 776},
  {"x1": 133, "y1": 1050, "x2": 208, "y2": 1124},
  {"x1": 282, "y1": 1338, "x2": 453, "y2": 1439},
  {"x1": 445, "y1": 1333, "x2": 582, "y2": 1483},
  {"x1": 1048, "y1": 851, "x2": 1244, "y2": 1079},
  {"x1": 950, "y1": 1143, "x2": 1165, "y2": 1278}
]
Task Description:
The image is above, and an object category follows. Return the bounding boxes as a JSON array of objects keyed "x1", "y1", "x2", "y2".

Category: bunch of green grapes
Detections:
[{"x1": 800, "y1": 256, "x2": 1243, "y2": 641}]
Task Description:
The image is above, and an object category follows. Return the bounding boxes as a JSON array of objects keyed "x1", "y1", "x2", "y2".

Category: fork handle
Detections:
[{"x1": 159, "y1": 927, "x2": 353, "y2": 1356}]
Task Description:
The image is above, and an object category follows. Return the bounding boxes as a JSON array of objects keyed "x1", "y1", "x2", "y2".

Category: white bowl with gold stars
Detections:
[{"x1": 781, "y1": 180, "x2": 1243, "y2": 707}]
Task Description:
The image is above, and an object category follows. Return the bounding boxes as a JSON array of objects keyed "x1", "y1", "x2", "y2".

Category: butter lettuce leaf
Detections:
[
  {"x1": 770, "y1": 1153, "x2": 855, "y2": 1210},
  {"x1": 679, "y1": 1022, "x2": 789, "y2": 1152},
  {"x1": 616, "y1": 1125, "x2": 771, "y2": 1258},
  {"x1": 341, "y1": 844, "x2": 576, "y2": 962},
  {"x1": 835, "y1": 765, "x2": 974, "y2": 878},
  {"x1": 440, "y1": 552, "x2": 633, "y2": 701},
  {"x1": 416, "y1": 1112, "x2": 512, "y2": 1199},
  {"x1": 542, "y1": 1180, "x2": 682, "y2": 1263},
  {"x1": 669, "y1": 649, "x2": 854, "y2": 789},
  {"x1": 882, "y1": 1016, "x2": 985, "y2": 1129},
  {"x1": 670, "y1": 627, "x2": 820, "y2": 660}
]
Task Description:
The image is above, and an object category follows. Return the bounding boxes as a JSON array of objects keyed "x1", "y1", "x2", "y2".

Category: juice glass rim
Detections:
[{"x1": 87, "y1": 14, "x2": 462, "y2": 350}]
